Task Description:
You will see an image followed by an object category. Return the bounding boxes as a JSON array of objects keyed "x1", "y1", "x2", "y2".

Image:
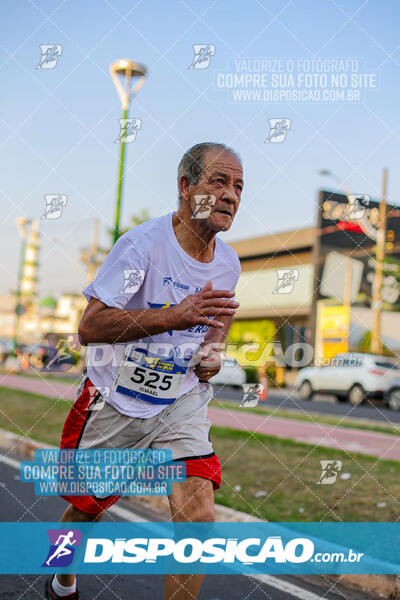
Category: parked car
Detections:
[
  {"x1": 0, "y1": 338, "x2": 13, "y2": 364},
  {"x1": 209, "y1": 356, "x2": 246, "y2": 388},
  {"x1": 295, "y1": 353, "x2": 400, "y2": 405},
  {"x1": 384, "y1": 379, "x2": 400, "y2": 410},
  {"x1": 23, "y1": 343, "x2": 56, "y2": 369}
]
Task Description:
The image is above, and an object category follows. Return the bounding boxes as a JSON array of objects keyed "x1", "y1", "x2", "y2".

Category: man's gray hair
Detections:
[{"x1": 177, "y1": 142, "x2": 241, "y2": 204}]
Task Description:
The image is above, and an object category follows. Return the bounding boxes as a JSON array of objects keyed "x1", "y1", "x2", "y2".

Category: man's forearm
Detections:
[
  {"x1": 193, "y1": 315, "x2": 234, "y2": 379},
  {"x1": 79, "y1": 290, "x2": 238, "y2": 347},
  {"x1": 79, "y1": 306, "x2": 177, "y2": 345}
]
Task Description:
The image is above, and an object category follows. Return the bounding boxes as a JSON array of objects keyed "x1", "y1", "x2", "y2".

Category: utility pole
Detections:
[
  {"x1": 80, "y1": 219, "x2": 102, "y2": 283},
  {"x1": 343, "y1": 256, "x2": 352, "y2": 350},
  {"x1": 343, "y1": 256, "x2": 352, "y2": 309},
  {"x1": 371, "y1": 168, "x2": 388, "y2": 355},
  {"x1": 88, "y1": 218, "x2": 99, "y2": 283}
]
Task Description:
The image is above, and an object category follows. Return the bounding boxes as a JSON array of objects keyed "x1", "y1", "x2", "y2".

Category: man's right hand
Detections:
[{"x1": 168, "y1": 280, "x2": 239, "y2": 330}]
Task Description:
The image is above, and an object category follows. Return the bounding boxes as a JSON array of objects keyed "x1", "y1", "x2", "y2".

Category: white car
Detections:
[
  {"x1": 209, "y1": 356, "x2": 246, "y2": 388},
  {"x1": 295, "y1": 353, "x2": 400, "y2": 405}
]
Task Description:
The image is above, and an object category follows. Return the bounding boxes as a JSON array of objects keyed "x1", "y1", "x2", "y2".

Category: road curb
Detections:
[{"x1": 0, "y1": 428, "x2": 398, "y2": 598}]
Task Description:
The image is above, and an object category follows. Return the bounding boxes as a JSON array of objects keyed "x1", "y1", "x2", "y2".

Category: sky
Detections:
[{"x1": 1, "y1": 0, "x2": 399, "y2": 298}]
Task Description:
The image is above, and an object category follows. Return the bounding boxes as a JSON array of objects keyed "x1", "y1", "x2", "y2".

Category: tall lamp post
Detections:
[
  {"x1": 110, "y1": 59, "x2": 147, "y2": 244},
  {"x1": 14, "y1": 217, "x2": 32, "y2": 352}
]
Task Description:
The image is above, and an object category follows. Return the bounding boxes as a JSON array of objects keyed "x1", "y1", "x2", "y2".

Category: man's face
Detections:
[{"x1": 188, "y1": 149, "x2": 243, "y2": 232}]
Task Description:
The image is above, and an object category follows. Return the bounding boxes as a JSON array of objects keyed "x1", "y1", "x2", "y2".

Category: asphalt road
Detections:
[
  {"x1": 0, "y1": 456, "x2": 378, "y2": 600},
  {"x1": 213, "y1": 385, "x2": 400, "y2": 424}
]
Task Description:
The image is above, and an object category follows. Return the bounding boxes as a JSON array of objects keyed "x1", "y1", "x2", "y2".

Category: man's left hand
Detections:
[{"x1": 193, "y1": 348, "x2": 222, "y2": 382}]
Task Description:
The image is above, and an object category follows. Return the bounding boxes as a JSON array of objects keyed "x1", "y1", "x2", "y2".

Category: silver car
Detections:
[
  {"x1": 384, "y1": 379, "x2": 400, "y2": 410},
  {"x1": 209, "y1": 356, "x2": 246, "y2": 388},
  {"x1": 295, "y1": 353, "x2": 400, "y2": 405}
]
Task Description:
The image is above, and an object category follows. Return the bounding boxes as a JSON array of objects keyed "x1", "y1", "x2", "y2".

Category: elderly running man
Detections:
[{"x1": 45, "y1": 141, "x2": 243, "y2": 600}]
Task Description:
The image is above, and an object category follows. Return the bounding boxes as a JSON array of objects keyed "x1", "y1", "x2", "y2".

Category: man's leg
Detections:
[
  {"x1": 164, "y1": 476, "x2": 214, "y2": 600},
  {"x1": 56, "y1": 504, "x2": 104, "y2": 588}
]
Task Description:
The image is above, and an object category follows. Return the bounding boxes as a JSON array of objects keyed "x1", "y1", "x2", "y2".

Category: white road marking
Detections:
[
  {"x1": 0, "y1": 453, "x2": 21, "y2": 470},
  {"x1": 251, "y1": 574, "x2": 328, "y2": 600},
  {"x1": 0, "y1": 452, "x2": 332, "y2": 600}
]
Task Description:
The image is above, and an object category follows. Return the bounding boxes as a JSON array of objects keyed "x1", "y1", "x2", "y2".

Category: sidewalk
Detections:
[{"x1": 2, "y1": 373, "x2": 400, "y2": 461}]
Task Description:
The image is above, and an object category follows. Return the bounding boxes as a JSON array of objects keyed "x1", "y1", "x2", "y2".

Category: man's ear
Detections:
[{"x1": 179, "y1": 175, "x2": 190, "y2": 201}]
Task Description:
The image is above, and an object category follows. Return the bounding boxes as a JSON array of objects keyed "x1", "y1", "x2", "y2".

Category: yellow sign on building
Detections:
[{"x1": 317, "y1": 303, "x2": 350, "y2": 360}]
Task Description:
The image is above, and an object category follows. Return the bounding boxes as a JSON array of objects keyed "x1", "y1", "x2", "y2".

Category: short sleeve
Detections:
[{"x1": 83, "y1": 233, "x2": 148, "y2": 309}]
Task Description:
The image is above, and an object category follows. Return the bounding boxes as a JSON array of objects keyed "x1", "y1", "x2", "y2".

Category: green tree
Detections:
[
  {"x1": 107, "y1": 209, "x2": 151, "y2": 242},
  {"x1": 357, "y1": 330, "x2": 395, "y2": 357},
  {"x1": 39, "y1": 297, "x2": 57, "y2": 309},
  {"x1": 228, "y1": 319, "x2": 275, "y2": 345},
  {"x1": 80, "y1": 210, "x2": 152, "y2": 273},
  {"x1": 228, "y1": 319, "x2": 276, "y2": 381}
]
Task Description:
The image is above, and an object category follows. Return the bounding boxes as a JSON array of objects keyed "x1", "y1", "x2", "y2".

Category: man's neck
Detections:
[{"x1": 172, "y1": 211, "x2": 216, "y2": 263}]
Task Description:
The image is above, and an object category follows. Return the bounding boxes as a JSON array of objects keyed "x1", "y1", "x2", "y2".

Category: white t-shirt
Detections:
[{"x1": 83, "y1": 212, "x2": 241, "y2": 418}]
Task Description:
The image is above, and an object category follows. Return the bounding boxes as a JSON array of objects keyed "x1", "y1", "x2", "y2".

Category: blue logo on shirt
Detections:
[{"x1": 163, "y1": 277, "x2": 189, "y2": 290}]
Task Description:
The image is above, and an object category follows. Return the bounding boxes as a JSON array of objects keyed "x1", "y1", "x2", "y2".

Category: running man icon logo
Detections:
[
  {"x1": 41, "y1": 194, "x2": 68, "y2": 220},
  {"x1": 120, "y1": 269, "x2": 145, "y2": 294},
  {"x1": 317, "y1": 460, "x2": 342, "y2": 485},
  {"x1": 115, "y1": 118, "x2": 142, "y2": 143},
  {"x1": 272, "y1": 269, "x2": 299, "y2": 294},
  {"x1": 265, "y1": 119, "x2": 291, "y2": 143},
  {"x1": 189, "y1": 44, "x2": 216, "y2": 69},
  {"x1": 84, "y1": 386, "x2": 109, "y2": 411},
  {"x1": 41, "y1": 334, "x2": 79, "y2": 373},
  {"x1": 42, "y1": 529, "x2": 82, "y2": 567},
  {"x1": 36, "y1": 45, "x2": 63, "y2": 69},
  {"x1": 346, "y1": 194, "x2": 370, "y2": 220},
  {"x1": 239, "y1": 384, "x2": 264, "y2": 408},
  {"x1": 192, "y1": 195, "x2": 216, "y2": 219}
]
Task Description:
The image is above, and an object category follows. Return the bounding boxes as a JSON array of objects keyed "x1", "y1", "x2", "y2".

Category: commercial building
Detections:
[
  {"x1": 0, "y1": 294, "x2": 86, "y2": 344},
  {"x1": 230, "y1": 226, "x2": 315, "y2": 350}
]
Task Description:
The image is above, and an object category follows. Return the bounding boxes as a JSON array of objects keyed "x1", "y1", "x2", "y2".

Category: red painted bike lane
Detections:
[
  {"x1": 208, "y1": 406, "x2": 400, "y2": 461},
  {"x1": 2, "y1": 374, "x2": 400, "y2": 461}
]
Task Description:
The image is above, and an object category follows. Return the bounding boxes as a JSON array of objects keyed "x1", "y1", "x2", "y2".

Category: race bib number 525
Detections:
[{"x1": 113, "y1": 346, "x2": 186, "y2": 405}]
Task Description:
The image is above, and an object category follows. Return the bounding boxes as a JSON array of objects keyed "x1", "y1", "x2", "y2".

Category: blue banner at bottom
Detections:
[{"x1": 0, "y1": 522, "x2": 399, "y2": 575}]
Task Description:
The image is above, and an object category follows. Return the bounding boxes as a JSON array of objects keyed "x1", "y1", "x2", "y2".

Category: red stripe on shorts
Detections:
[
  {"x1": 60, "y1": 377, "x2": 121, "y2": 514},
  {"x1": 184, "y1": 453, "x2": 221, "y2": 490},
  {"x1": 60, "y1": 377, "x2": 95, "y2": 449}
]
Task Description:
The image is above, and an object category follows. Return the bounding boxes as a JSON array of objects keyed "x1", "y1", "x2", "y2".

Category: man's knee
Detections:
[{"x1": 62, "y1": 503, "x2": 105, "y2": 523}]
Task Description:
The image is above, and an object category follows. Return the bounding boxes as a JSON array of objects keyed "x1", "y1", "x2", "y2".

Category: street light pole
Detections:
[
  {"x1": 114, "y1": 105, "x2": 129, "y2": 245},
  {"x1": 371, "y1": 168, "x2": 388, "y2": 355},
  {"x1": 14, "y1": 217, "x2": 31, "y2": 352},
  {"x1": 110, "y1": 59, "x2": 147, "y2": 244}
]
